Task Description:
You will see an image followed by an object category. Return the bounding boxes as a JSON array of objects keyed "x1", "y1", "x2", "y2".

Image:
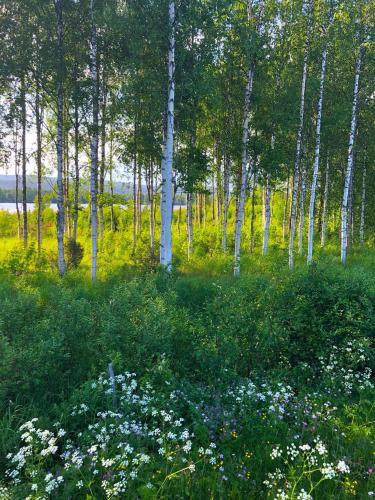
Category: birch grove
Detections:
[{"x1": 0, "y1": 0, "x2": 374, "y2": 276}]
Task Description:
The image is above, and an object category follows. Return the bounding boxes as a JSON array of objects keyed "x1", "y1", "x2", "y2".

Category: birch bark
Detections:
[
  {"x1": 262, "y1": 173, "x2": 271, "y2": 255},
  {"x1": 307, "y1": 39, "x2": 328, "y2": 263},
  {"x1": 21, "y1": 76, "x2": 28, "y2": 248},
  {"x1": 359, "y1": 163, "x2": 366, "y2": 245},
  {"x1": 55, "y1": 0, "x2": 65, "y2": 275},
  {"x1": 234, "y1": 63, "x2": 254, "y2": 276},
  {"x1": 187, "y1": 192, "x2": 193, "y2": 259},
  {"x1": 73, "y1": 100, "x2": 79, "y2": 242},
  {"x1": 89, "y1": 0, "x2": 99, "y2": 280},
  {"x1": 160, "y1": 1, "x2": 175, "y2": 270},
  {"x1": 289, "y1": 0, "x2": 311, "y2": 270},
  {"x1": 35, "y1": 78, "x2": 43, "y2": 256},
  {"x1": 14, "y1": 120, "x2": 21, "y2": 239},
  {"x1": 222, "y1": 153, "x2": 230, "y2": 254},
  {"x1": 341, "y1": 45, "x2": 363, "y2": 264},
  {"x1": 298, "y1": 154, "x2": 306, "y2": 256},
  {"x1": 249, "y1": 169, "x2": 258, "y2": 255},
  {"x1": 320, "y1": 156, "x2": 330, "y2": 248}
]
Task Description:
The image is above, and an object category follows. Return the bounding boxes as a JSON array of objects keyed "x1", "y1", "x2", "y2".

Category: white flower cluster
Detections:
[
  {"x1": 319, "y1": 339, "x2": 374, "y2": 394},
  {"x1": 6, "y1": 372, "x2": 219, "y2": 499},
  {"x1": 0, "y1": 484, "x2": 10, "y2": 500},
  {"x1": 265, "y1": 438, "x2": 350, "y2": 498},
  {"x1": 6, "y1": 418, "x2": 62, "y2": 487}
]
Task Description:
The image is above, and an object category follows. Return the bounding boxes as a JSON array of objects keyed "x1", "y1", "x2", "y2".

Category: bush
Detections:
[{"x1": 65, "y1": 238, "x2": 84, "y2": 268}]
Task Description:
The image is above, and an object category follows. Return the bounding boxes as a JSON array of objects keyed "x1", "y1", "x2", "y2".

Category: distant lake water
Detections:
[
  {"x1": 0, "y1": 203, "x2": 184, "y2": 213},
  {"x1": 0, "y1": 203, "x2": 87, "y2": 213}
]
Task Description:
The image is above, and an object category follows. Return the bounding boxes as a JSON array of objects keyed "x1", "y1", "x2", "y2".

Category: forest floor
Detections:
[{"x1": 0, "y1": 242, "x2": 374, "y2": 498}]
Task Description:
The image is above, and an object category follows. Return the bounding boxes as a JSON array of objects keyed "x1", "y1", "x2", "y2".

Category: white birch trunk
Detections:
[
  {"x1": 132, "y1": 149, "x2": 137, "y2": 253},
  {"x1": 341, "y1": 45, "x2": 363, "y2": 264},
  {"x1": 13, "y1": 121, "x2": 21, "y2": 239},
  {"x1": 109, "y1": 132, "x2": 115, "y2": 232},
  {"x1": 320, "y1": 156, "x2": 330, "y2": 248},
  {"x1": 89, "y1": 0, "x2": 99, "y2": 280},
  {"x1": 35, "y1": 78, "x2": 43, "y2": 256},
  {"x1": 307, "y1": 44, "x2": 328, "y2": 263},
  {"x1": 160, "y1": 1, "x2": 175, "y2": 270},
  {"x1": 21, "y1": 76, "x2": 28, "y2": 248},
  {"x1": 298, "y1": 156, "x2": 307, "y2": 256},
  {"x1": 222, "y1": 153, "x2": 230, "y2": 254},
  {"x1": 73, "y1": 100, "x2": 79, "y2": 242},
  {"x1": 55, "y1": 0, "x2": 65, "y2": 275},
  {"x1": 282, "y1": 173, "x2": 290, "y2": 243},
  {"x1": 359, "y1": 164, "x2": 366, "y2": 245},
  {"x1": 289, "y1": 0, "x2": 311, "y2": 270},
  {"x1": 234, "y1": 64, "x2": 254, "y2": 276},
  {"x1": 187, "y1": 192, "x2": 193, "y2": 259},
  {"x1": 249, "y1": 169, "x2": 258, "y2": 255},
  {"x1": 262, "y1": 173, "x2": 271, "y2": 255}
]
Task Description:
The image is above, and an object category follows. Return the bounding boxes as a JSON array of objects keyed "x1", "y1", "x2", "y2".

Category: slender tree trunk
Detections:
[
  {"x1": 320, "y1": 156, "x2": 330, "y2": 248},
  {"x1": 55, "y1": 0, "x2": 66, "y2": 275},
  {"x1": 14, "y1": 121, "x2": 21, "y2": 239},
  {"x1": 99, "y1": 81, "x2": 107, "y2": 240},
  {"x1": 21, "y1": 75, "x2": 28, "y2": 248},
  {"x1": 187, "y1": 192, "x2": 193, "y2": 259},
  {"x1": 132, "y1": 151, "x2": 137, "y2": 253},
  {"x1": 298, "y1": 156, "x2": 307, "y2": 256},
  {"x1": 249, "y1": 170, "x2": 258, "y2": 255},
  {"x1": 109, "y1": 131, "x2": 115, "y2": 232},
  {"x1": 64, "y1": 120, "x2": 71, "y2": 239},
  {"x1": 289, "y1": 1, "x2": 311, "y2": 270},
  {"x1": 198, "y1": 192, "x2": 203, "y2": 226},
  {"x1": 359, "y1": 163, "x2": 366, "y2": 245},
  {"x1": 203, "y1": 187, "x2": 207, "y2": 229},
  {"x1": 341, "y1": 45, "x2": 363, "y2": 264},
  {"x1": 89, "y1": 0, "x2": 99, "y2": 280},
  {"x1": 234, "y1": 62, "x2": 254, "y2": 276},
  {"x1": 73, "y1": 100, "x2": 79, "y2": 242},
  {"x1": 160, "y1": 0, "x2": 175, "y2": 270},
  {"x1": 222, "y1": 153, "x2": 230, "y2": 254},
  {"x1": 347, "y1": 169, "x2": 354, "y2": 249},
  {"x1": 177, "y1": 198, "x2": 182, "y2": 237},
  {"x1": 282, "y1": 171, "x2": 290, "y2": 243},
  {"x1": 216, "y1": 154, "x2": 222, "y2": 223},
  {"x1": 149, "y1": 163, "x2": 155, "y2": 255},
  {"x1": 211, "y1": 174, "x2": 215, "y2": 222},
  {"x1": 262, "y1": 173, "x2": 271, "y2": 255},
  {"x1": 307, "y1": 43, "x2": 328, "y2": 263},
  {"x1": 35, "y1": 78, "x2": 43, "y2": 256},
  {"x1": 137, "y1": 163, "x2": 142, "y2": 233}
]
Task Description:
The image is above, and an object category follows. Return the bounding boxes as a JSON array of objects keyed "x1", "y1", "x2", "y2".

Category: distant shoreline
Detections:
[{"x1": 0, "y1": 203, "x2": 185, "y2": 214}]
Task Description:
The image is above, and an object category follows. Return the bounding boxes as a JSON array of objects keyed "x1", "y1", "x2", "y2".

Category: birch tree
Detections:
[
  {"x1": 359, "y1": 161, "x2": 366, "y2": 245},
  {"x1": 222, "y1": 153, "x2": 230, "y2": 254},
  {"x1": 234, "y1": 0, "x2": 264, "y2": 276},
  {"x1": 288, "y1": 0, "x2": 312, "y2": 270},
  {"x1": 262, "y1": 172, "x2": 271, "y2": 255},
  {"x1": 160, "y1": 0, "x2": 175, "y2": 270},
  {"x1": 320, "y1": 156, "x2": 330, "y2": 248},
  {"x1": 54, "y1": 0, "x2": 66, "y2": 275},
  {"x1": 20, "y1": 75, "x2": 28, "y2": 248},
  {"x1": 35, "y1": 78, "x2": 43, "y2": 256},
  {"x1": 341, "y1": 43, "x2": 363, "y2": 265},
  {"x1": 307, "y1": 17, "x2": 329, "y2": 263},
  {"x1": 89, "y1": 0, "x2": 99, "y2": 280}
]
